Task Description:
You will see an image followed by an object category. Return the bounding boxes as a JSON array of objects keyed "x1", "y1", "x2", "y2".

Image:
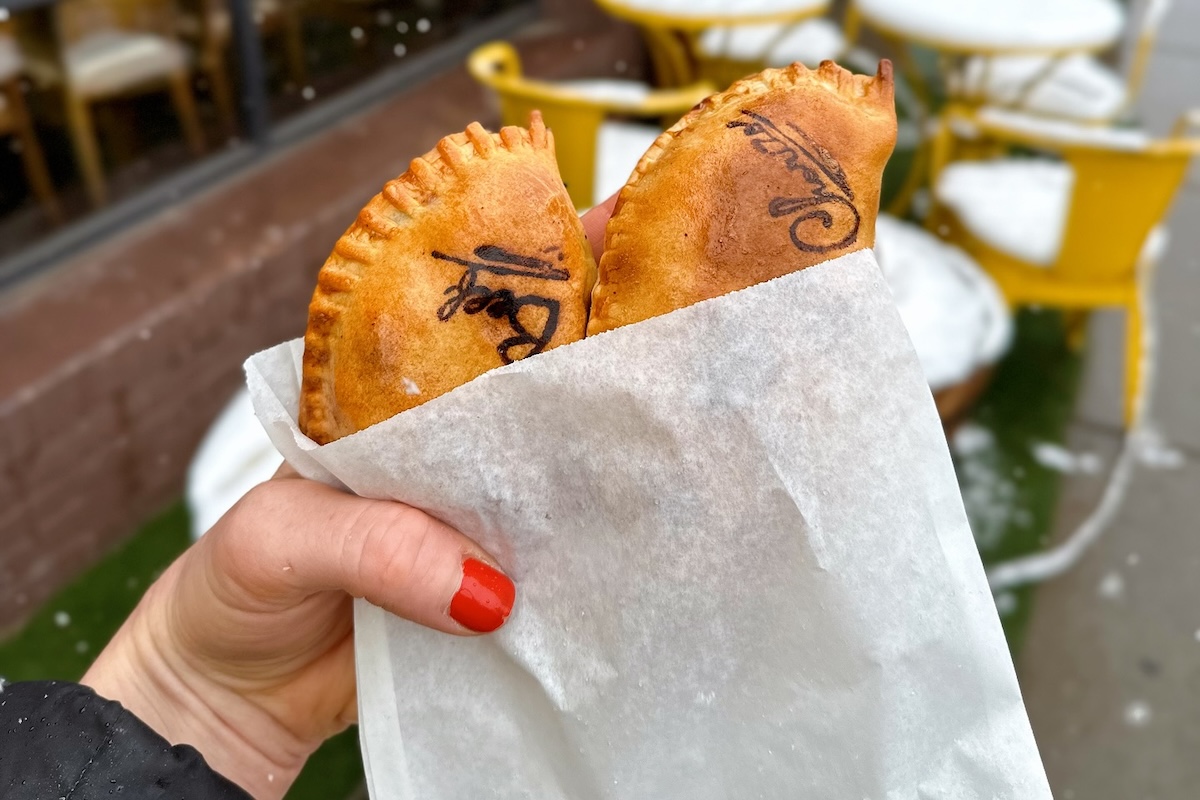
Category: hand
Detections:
[
  {"x1": 83, "y1": 464, "x2": 511, "y2": 798},
  {"x1": 82, "y1": 199, "x2": 617, "y2": 799}
]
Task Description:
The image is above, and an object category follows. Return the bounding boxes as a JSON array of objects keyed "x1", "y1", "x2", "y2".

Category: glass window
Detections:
[
  {"x1": 0, "y1": 0, "x2": 527, "y2": 269},
  {"x1": 262, "y1": 0, "x2": 524, "y2": 119}
]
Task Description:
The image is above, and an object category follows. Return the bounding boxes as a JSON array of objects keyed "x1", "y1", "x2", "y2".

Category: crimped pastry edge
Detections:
[
  {"x1": 299, "y1": 113, "x2": 555, "y2": 444},
  {"x1": 608, "y1": 60, "x2": 893, "y2": 224}
]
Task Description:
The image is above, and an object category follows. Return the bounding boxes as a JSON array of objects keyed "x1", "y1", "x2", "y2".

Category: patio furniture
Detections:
[
  {"x1": 874, "y1": 213, "x2": 1011, "y2": 427},
  {"x1": 176, "y1": 0, "x2": 307, "y2": 135},
  {"x1": 947, "y1": 0, "x2": 1173, "y2": 123},
  {"x1": 0, "y1": 26, "x2": 62, "y2": 222},
  {"x1": 467, "y1": 40, "x2": 712, "y2": 209},
  {"x1": 848, "y1": 0, "x2": 1128, "y2": 214},
  {"x1": 849, "y1": 0, "x2": 1125, "y2": 60},
  {"x1": 593, "y1": 0, "x2": 831, "y2": 87},
  {"x1": 929, "y1": 105, "x2": 1198, "y2": 423},
  {"x1": 21, "y1": 0, "x2": 205, "y2": 207}
]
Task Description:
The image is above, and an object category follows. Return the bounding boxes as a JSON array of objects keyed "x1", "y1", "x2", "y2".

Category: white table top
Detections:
[
  {"x1": 854, "y1": 0, "x2": 1126, "y2": 54},
  {"x1": 596, "y1": 0, "x2": 827, "y2": 27}
]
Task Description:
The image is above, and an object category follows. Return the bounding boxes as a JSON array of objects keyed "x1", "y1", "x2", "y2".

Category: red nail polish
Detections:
[{"x1": 450, "y1": 558, "x2": 515, "y2": 633}]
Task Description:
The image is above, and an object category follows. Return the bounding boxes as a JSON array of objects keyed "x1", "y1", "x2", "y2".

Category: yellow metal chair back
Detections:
[
  {"x1": 1055, "y1": 147, "x2": 1190, "y2": 287},
  {"x1": 467, "y1": 40, "x2": 711, "y2": 209},
  {"x1": 930, "y1": 106, "x2": 1200, "y2": 423}
]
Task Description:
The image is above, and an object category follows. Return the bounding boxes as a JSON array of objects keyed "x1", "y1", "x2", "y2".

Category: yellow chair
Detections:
[
  {"x1": 467, "y1": 40, "x2": 712, "y2": 210},
  {"x1": 928, "y1": 105, "x2": 1200, "y2": 424}
]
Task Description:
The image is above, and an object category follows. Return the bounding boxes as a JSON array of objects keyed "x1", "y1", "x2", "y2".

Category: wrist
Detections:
[{"x1": 82, "y1": 575, "x2": 309, "y2": 799}]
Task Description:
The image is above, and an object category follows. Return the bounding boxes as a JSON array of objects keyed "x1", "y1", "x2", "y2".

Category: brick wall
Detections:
[{"x1": 0, "y1": 17, "x2": 644, "y2": 635}]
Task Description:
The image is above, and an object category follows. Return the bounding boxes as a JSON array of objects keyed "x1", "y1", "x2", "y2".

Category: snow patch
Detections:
[
  {"x1": 1030, "y1": 441, "x2": 1102, "y2": 475},
  {"x1": 993, "y1": 591, "x2": 1018, "y2": 616},
  {"x1": 1097, "y1": 571, "x2": 1124, "y2": 600},
  {"x1": 1135, "y1": 427, "x2": 1186, "y2": 470},
  {"x1": 1124, "y1": 700, "x2": 1152, "y2": 727},
  {"x1": 953, "y1": 422, "x2": 1028, "y2": 552}
]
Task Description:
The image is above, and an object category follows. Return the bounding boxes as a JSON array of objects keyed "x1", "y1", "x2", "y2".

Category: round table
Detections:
[
  {"x1": 594, "y1": 0, "x2": 832, "y2": 87},
  {"x1": 594, "y1": 0, "x2": 828, "y2": 30},
  {"x1": 851, "y1": 0, "x2": 1125, "y2": 56}
]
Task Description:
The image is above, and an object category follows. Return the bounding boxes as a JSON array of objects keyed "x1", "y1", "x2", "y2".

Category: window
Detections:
[{"x1": 0, "y1": 0, "x2": 529, "y2": 280}]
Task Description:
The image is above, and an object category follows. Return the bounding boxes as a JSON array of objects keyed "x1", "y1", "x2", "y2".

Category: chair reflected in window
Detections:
[
  {"x1": 176, "y1": 0, "x2": 307, "y2": 135},
  {"x1": 0, "y1": 22, "x2": 62, "y2": 222},
  {"x1": 21, "y1": 0, "x2": 204, "y2": 207}
]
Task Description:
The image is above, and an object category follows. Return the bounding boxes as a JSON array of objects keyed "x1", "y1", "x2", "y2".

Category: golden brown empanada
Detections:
[
  {"x1": 300, "y1": 112, "x2": 595, "y2": 444},
  {"x1": 588, "y1": 60, "x2": 896, "y2": 335}
]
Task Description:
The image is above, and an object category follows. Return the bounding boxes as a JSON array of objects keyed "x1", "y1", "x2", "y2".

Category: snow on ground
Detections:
[
  {"x1": 952, "y1": 421, "x2": 1032, "y2": 552},
  {"x1": 1135, "y1": 426, "x2": 1187, "y2": 470},
  {"x1": 1030, "y1": 441, "x2": 1103, "y2": 475}
]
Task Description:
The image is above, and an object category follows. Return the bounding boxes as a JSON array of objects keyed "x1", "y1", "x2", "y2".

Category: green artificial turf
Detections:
[
  {"x1": 0, "y1": 502, "x2": 191, "y2": 682},
  {"x1": 951, "y1": 309, "x2": 1085, "y2": 653}
]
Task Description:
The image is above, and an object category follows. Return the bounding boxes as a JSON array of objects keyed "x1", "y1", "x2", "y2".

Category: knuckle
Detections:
[{"x1": 348, "y1": 502, "x2": 447, "y2": 602}]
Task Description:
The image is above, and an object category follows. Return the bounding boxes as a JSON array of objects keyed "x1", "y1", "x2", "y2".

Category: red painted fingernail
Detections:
[{"x1": 449, "y1": 558, "x2": 515, "y2": 633}]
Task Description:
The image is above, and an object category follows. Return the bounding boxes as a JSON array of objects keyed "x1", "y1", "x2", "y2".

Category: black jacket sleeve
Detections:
[{"x1": 0, "y1": 680, "x2": 252, "y2": 799}]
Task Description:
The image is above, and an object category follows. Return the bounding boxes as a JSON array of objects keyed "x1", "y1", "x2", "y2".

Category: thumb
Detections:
[{"x1": 216, "y1": 474, "x2": 515, "y2": 634}]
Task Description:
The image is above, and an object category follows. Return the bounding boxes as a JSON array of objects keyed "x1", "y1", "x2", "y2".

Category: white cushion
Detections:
[
  {"x1": 697, "y1": 18, "x2": 845, "y2": 67},
  {"x1": 935, "y1": 159, "x2": 1073, "y2": 267},
  {"x1": 874, "y1": 214, "x2": 1012, "y2": 391},
  {"x1": 595, "y1": 119, "x2": 662, "y2": 205},
  {"x1": 953, "y1": 53, "x2": 1126, "y2": 122},
  {"x1": 557, "y1": 79, "x2": 653, "y2": 106},
  {"x1": 974, "y1": 106, "x2": 1151, "y2": 150},
  {"x1": 65, "y1": 31, "x2": 187, "y2": 96},
  {"x1": 187, "y1": 389, "x2": 283, "y2": 539},
  {"x1": 0, "y1": 35, "x2": 22, "y2": 82},
  {"x1": 855, "y1": 0, "x2": 1124, "y2": 52}
]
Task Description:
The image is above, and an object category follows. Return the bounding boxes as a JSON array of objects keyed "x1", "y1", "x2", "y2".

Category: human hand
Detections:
[
  {"x1": 81, "y1": 199, "x2": 618, "y2": 799},
  {"x1": 83, "y1": 463, "x2": 513, "y2": 797}
]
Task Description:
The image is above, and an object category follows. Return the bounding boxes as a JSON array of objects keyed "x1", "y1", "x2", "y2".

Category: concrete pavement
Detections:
[{"x1": 1015, "y1": 3, "x2": 1200, "y2": 796}]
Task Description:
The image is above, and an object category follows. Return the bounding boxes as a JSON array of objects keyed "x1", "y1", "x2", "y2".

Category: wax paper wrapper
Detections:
[{"x1": 245, "y1": 249, "x2": 1051, "y2": 799}]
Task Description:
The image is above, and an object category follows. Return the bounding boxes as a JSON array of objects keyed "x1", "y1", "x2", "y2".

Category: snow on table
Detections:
[
  {"x1": 975, "y1": 107, "x2": 1151, "y2": 151},
  {"x1": 854, "y1": 0, "x2": 1125, "y2": 53}
]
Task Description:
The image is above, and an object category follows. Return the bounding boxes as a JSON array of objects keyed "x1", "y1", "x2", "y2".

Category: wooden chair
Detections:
[
  {"x1": 467, "y1": 40, "x2": 712, "y2": 209},
  {"x1": 21, "y1": 0, "x2": 205, "y2": 207},
  {"x1": 175, "y1": 0, "x2": 307, "y2": 134},
  {"x1": 929, "y1": 105, "x2": 1200, "y2": 423},
  {"x1": 0, "y1": 23, "x2": 62, "y2": 222}
]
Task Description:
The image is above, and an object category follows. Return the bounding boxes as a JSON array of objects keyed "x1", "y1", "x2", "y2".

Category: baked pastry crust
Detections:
[
  {"x1": 588, "y1": 60, "x2": 896, "y2": 335},
  {"x1": 300, "y1": 113, "x2": 595, "y2": 444}
]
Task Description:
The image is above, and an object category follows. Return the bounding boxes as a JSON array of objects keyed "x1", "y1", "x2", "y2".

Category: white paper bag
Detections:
[{"x1": 245, "y1": 249, "x2": 1051, "y2": 799}]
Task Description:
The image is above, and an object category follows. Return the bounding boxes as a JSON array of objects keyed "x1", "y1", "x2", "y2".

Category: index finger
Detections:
[{"x1": 580, "y1": 192, "x2": 619, "y2": 263}]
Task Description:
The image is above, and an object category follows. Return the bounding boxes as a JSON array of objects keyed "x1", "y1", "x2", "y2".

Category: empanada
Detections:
[
  {"x1": 588, "y1": 60, "x2": 896, "y2": 334},
  {"x1": 300, "y1": 112, "x2": 595, "y2": 444}
]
